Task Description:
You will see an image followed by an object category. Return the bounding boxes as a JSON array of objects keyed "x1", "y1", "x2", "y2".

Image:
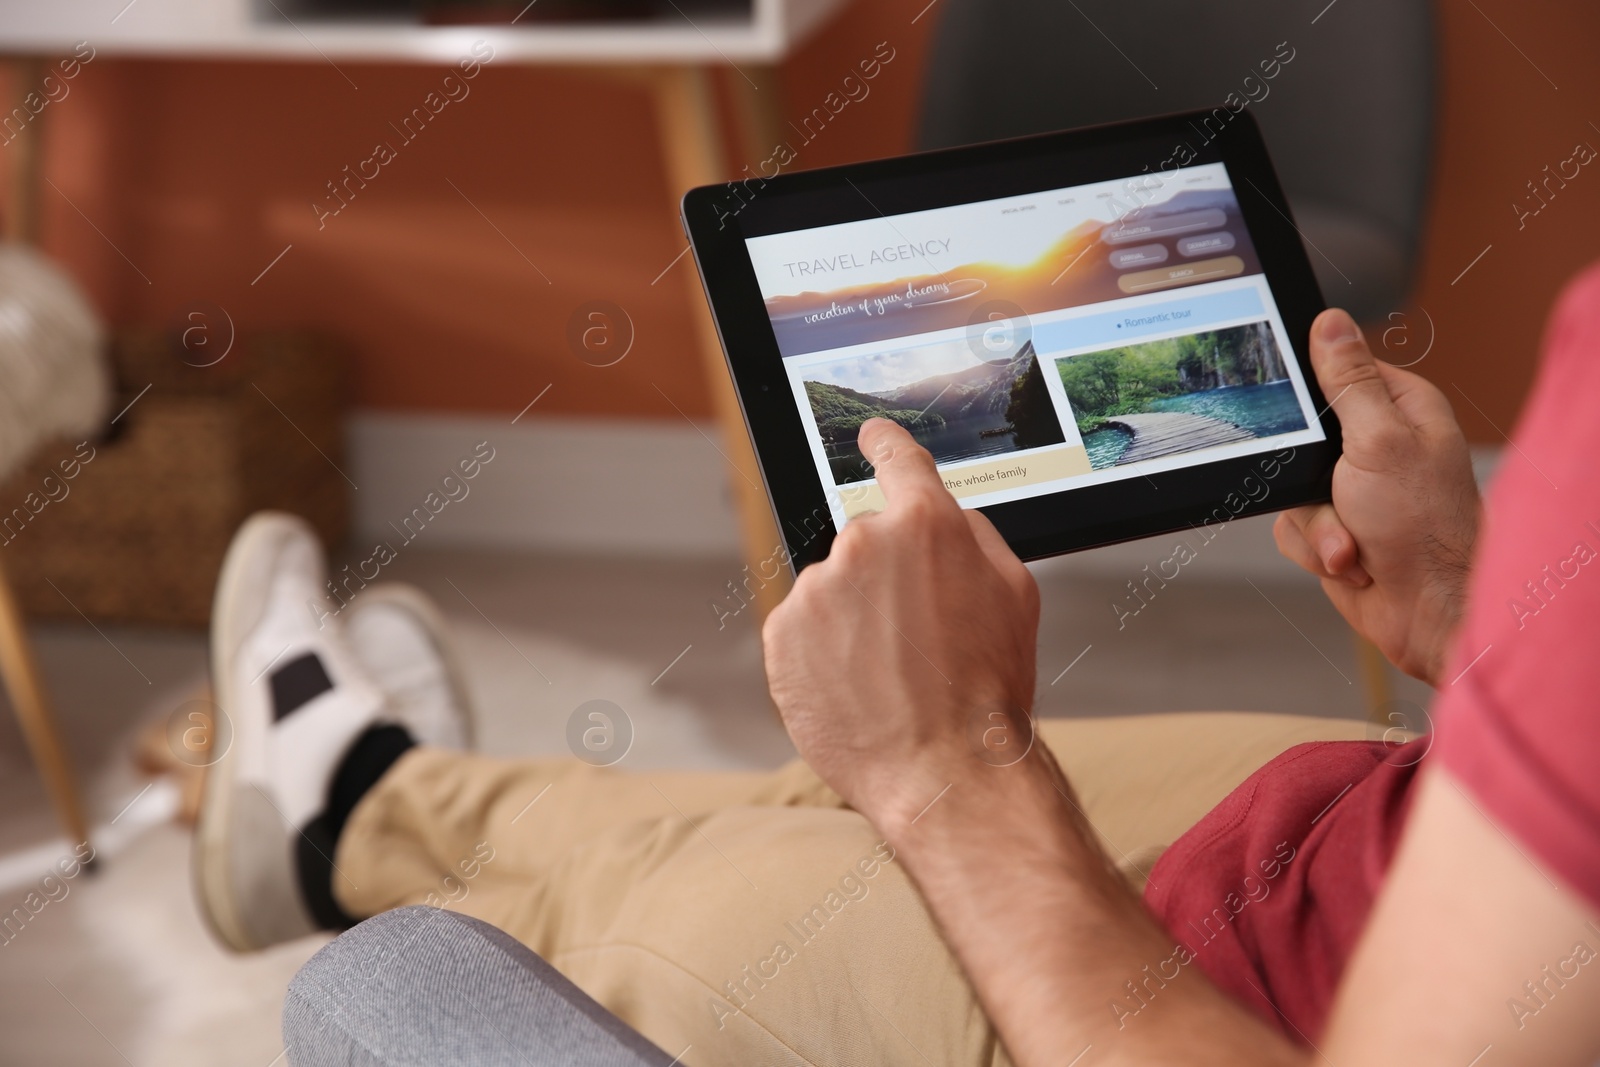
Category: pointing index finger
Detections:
[{"x1": 857, "y1": 418, "x2": 955, "y2": 507}]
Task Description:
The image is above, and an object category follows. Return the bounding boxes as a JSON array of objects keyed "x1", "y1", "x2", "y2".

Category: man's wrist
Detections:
[
  {"x1": 1423, "y1": 500, "x2": 1480, "y2": 686},
  {"x1": 1419, "y1": 564, "x2": 1473, "y2": 686},
  {"x1": 872, "y1": 745, "x2": 1094, "y2": 874},
  {"x1": 848, "y1": 701, "x2": 1045, "y2": 836}
]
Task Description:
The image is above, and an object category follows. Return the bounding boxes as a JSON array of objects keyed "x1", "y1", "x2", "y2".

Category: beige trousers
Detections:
[{"x1": 335, "y1": 712, "x2": 1369, "y2": 1067}]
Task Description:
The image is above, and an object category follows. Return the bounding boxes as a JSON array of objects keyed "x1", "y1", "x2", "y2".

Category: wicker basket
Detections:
[{"x1": 0, "y1": 331, "x2": 349, "y2": 627}]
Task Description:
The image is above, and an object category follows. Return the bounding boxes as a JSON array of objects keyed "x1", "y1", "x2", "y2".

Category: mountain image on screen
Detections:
[
  {"x1": 1056, "y1": 320, "x2": 1308, "y2": 470},
  {"x1": 805, "y1": 341, "x2": 1066, "y2": 485}
]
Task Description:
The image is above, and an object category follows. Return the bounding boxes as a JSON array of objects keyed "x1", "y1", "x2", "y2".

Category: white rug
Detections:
[
  {"x1": 27, "y1": 617, "x2": 780, "y2": 1066},
  {"x1": 455, "y1": 619, "x2": 783, "y2": 772}
]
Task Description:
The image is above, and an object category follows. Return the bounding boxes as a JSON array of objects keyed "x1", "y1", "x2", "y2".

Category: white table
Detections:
[{"x1": 0, "y1": 0, "x2": 846, "y2": 63}]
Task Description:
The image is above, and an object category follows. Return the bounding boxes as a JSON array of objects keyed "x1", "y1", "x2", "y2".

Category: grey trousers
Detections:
[{"x1": 284, "y1": 906, "x2": 675, "y2": 1066}]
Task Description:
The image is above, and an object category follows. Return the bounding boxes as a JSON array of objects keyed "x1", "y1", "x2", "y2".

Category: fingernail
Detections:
[
  {"x1": 1319, "y1": 536, "x2": 1342, "y2": 569},
  {"x1": 1316, "y1": 309, "x2": 1360, "y2": 344}
]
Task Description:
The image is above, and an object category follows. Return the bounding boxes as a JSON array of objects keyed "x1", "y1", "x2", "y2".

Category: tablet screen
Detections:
[{"x1": 741, "y1": 162, "x2": 1328, "y2": 530}]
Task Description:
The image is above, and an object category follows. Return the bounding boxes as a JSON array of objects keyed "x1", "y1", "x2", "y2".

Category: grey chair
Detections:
[
  {"x1": 918, "y1": 0, "x2": 1437, "y2": 321},
  {"x1": 284, "y1": 907, "x2": 675, "y2": 1066}
]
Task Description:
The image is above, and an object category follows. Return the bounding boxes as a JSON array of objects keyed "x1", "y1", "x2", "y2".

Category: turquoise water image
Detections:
[
  {"x1": 1079, "y1": 380, "x2": 1306, "y2": 470},
  {"x1": 1146, "y1": 379, "x2": 1307, "y2": 437},
  {"x1": 1082, "y1": 427, "x2": 1132, "y2": 468}
]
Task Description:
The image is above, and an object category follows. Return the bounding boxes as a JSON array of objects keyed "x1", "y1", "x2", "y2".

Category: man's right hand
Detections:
[{"x1": 1273, "y1": 308, "x2": 1480, "y2": 685}]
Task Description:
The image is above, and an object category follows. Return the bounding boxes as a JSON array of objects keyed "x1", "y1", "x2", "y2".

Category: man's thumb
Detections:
[{"x1": 1310, "y1": 308, "x2": 1398, "y2": 443}]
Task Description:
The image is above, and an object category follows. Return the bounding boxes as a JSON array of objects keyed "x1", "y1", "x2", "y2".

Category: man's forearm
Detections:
[{"x1": 876, "y1": 747, "x2": 1304, "y2": 1067}]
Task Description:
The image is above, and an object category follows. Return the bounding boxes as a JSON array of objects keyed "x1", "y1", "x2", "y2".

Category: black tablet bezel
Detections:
[{"x1": 683, "y1": 109, "x2": 1339, "y2": 571}]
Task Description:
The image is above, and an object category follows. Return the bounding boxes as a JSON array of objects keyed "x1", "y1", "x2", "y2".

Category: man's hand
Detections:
[
  {"x1": 762, "y1": 417, "x2": 1042, "y2": 831},
  {"x1": 1273, "y1": 308, "x2": 1479, "y2": 684}
]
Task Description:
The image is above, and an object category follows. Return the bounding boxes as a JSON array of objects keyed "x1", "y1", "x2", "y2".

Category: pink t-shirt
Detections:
[{"x1": 1142, "y1": 261, "x2": 1600, "y2": 1042}]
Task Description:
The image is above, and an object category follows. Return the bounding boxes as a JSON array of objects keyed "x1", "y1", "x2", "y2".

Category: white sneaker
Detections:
[
  {"x1": 343, "y1": 583, "x2": 475, "y2": 752},
  {"x1": 196, "y1": 512, "x2": 385, "y2": 952}
]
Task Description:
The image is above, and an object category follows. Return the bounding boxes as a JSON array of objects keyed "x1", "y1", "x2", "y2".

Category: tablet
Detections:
[{"x1": 683, "y1": 109, "x2": 1340, "y2": 570}]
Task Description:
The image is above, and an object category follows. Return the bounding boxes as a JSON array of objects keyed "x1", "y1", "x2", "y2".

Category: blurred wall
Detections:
[
  {"x1": 1402, "y1": 0, "x2": 1600, "y2": 442},
  {"x1": 3, "y1": 0, "x2": 1597, "y2": 437}
]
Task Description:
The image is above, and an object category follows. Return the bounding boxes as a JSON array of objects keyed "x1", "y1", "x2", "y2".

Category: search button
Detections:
[{"x1": 1116, "y1": 255, "x2": 1246, "y2": 295}]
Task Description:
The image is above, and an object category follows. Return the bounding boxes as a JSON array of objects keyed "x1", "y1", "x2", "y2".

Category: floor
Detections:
[{"x1": 0, "y1": 535, "x2": 1432, "y2": 1066}]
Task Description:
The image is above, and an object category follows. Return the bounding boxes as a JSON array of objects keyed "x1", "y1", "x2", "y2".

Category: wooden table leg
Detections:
[
  {"x1": 723, "y1": 62, "x2": 786, "y2": 171},
  {"x1": 2, "y1": 60, "x2": 90, "y2": 851},
  {"x1": 0, "y1": 554, "x2": 90, "y2": 850},
  {"x1": 649, "y1": 65, "x2": 792, "y2": 621},
  {"x1": 1354, "y1": 631, "x2": 1394, "y2": 724},
  {"x1": 5, "y1": 58, "x2": 43, "y2": 245}
]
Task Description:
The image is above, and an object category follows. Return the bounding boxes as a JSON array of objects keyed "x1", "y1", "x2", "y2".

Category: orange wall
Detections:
[
  {"x1": 1408, "y1": 0, "x2": 1600, "y2": 441},
  {"x1": 8, "y1": 0, "x2": 1600, "y2": 435}
]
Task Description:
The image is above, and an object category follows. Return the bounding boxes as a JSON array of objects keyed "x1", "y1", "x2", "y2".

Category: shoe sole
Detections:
[
  {"x1": 194, "y1": 511, "x2": 318, "y2": 953},
  {"x1": 345, "y1": 583, "x2": 477, "y2": 750}
]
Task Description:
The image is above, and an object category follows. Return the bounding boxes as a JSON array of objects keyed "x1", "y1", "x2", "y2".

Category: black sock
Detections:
[
  {"x1": 328, "y1": 723, "x2": 417, "y2": 839},
  {"x1": 295, "y1": 724, "x2": 417, "y2": 930}
]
